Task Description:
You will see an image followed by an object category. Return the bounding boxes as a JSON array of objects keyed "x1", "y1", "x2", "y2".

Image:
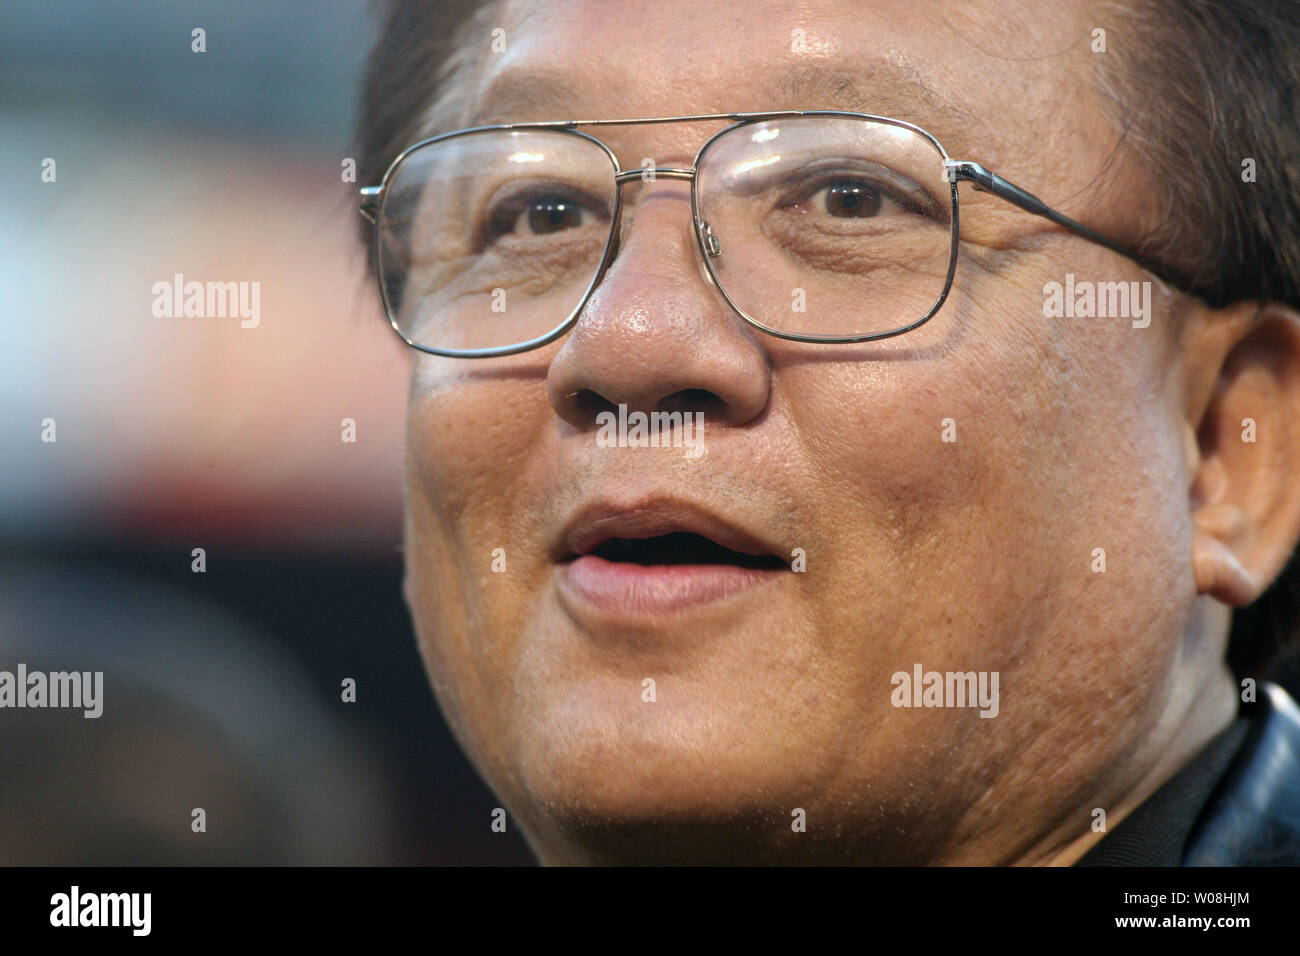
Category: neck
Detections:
[{"x1": 1025, "y1": 661, "x2": 1239, "y2": 867}]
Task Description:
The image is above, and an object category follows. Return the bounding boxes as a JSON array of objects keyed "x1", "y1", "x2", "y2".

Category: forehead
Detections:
[{"x1": 455, "y1": 0, "x2": 1104, "y2": 164}]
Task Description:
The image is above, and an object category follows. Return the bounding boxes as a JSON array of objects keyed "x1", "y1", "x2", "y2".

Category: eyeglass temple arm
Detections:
[{"x1": 946, "y1": 160, "x2": 1192, "y2": 292}]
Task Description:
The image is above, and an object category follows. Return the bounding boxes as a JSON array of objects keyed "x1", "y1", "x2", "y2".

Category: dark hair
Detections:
[
  {"x1": 356, "y1": 0, "x2": 1300, "y2": 679},
  {"x1": 357, "y1": 0, "x2": 487, "y2": 196}
]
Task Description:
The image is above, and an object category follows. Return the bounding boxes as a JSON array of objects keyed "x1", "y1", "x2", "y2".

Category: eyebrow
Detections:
[{"x1": 463, "y1": 59, "x2": 977, "y2": 146}]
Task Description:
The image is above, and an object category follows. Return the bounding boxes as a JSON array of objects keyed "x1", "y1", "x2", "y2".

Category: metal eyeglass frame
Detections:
[{"x1": 358, "y1": 109, "x2": 1192, "y2": 358}]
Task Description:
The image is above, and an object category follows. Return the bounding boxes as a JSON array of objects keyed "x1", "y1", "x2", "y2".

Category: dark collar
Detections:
[{"x1": 1077, "y1": 682, "x2": 1300, "y2": 866}]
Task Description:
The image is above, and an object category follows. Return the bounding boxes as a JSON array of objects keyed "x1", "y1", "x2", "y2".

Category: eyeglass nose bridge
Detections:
[
  {"x1": 612, "y1": 165, "x2": 695, "y2": 184},
  {"x1": 607, "y1": 164, "x2": 722, "y2": 260},
  {"x1": 598, "y1": 164, "x2": 725, "y2": 298}
]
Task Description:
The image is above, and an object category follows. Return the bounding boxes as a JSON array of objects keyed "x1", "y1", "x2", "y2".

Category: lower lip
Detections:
[{"x1": 560, "y1": 553, "x2": 780, "y2": 616}]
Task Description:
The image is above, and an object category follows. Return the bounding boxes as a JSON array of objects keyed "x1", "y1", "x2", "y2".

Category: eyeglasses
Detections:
[{"x1": 359, "y1": 110, "x2": 1191, "y2": 358}]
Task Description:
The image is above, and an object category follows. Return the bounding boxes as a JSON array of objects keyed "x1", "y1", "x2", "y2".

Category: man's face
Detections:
[{"x1": 401, "y1": 0, "x2": 1209, "y2": 863}]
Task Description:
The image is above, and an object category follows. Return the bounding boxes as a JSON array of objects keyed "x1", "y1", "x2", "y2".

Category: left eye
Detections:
[
  {"x1": 825, "y1": 180, "x2": 884, "y2": 217},
  {"x1": 803, "y1": 179, "x2": 890, "y2": 218},
  {"x1": 776, "y1": 167, "x2": 944, "y2": 222}
]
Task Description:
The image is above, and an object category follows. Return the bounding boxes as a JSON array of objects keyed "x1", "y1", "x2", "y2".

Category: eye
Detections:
[
  {"x1": 485, "y1": 191, "x2": 605, "y2": 243},
  {"x1": 774, "y1": 163, "x2": 943, "y2": 224},
  {"x1": 817, "y1": 180, "x2": 884, "y2": 218},
  {"x1": 521, "y1": 197, "x2": 588, "y2": 235},
  {"x1": 787, "y1": 177, "x2": 900, "y2": 219}
]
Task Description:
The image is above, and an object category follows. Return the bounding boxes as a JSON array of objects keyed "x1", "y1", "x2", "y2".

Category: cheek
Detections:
[
  {"x1": 404, "y1": 353, "x2": 563, "y2": 593},
  {"x1": 407, "y1": 375, "x2": 544, "y2": 518},
  {"x1": 402, "y1": 369, "x2": 558, "y2": 775},
  {"x1": 776, "y1": 283, "x2": 1193, "y2": 679},
  {"x1": 402, "y1": 367, "x2": 554, "y2": 656}
]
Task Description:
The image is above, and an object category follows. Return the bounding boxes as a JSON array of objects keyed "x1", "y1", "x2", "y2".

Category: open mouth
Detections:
[
  {"x1": 575, "y1": 532, "x2": 787, "y2": 570},
  {"x1": 555, "y1": 501, "x2": 789, "y2": 616}
]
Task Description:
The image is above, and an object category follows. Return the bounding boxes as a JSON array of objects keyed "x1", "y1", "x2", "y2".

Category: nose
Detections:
[{"x1": 546, "y1": 181, "x2": 771, "y2": 429}]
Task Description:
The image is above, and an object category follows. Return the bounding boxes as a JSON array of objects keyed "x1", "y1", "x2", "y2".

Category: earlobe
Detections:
[
  {"x1": 1191, "y1": 511, "x2": 1257, "y2": 606},
  {"x1": 1186, "y1": 302, "x2": 1300, "y2": 608}
]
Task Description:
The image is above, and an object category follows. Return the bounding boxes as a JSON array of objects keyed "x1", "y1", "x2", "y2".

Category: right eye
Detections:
[{"x1": 484, "y1": 191, "x2": 606, "y2": 244}]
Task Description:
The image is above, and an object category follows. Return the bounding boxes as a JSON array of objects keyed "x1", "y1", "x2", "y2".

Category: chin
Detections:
[{"x1": 498, "y1": 676, "x2": 839, "y2": 828}]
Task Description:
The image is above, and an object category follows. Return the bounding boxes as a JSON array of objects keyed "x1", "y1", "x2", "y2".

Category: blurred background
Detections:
[
  {"x1": 0, "y1": 0, "x2": 533, "y2": 863},
  {"x1": 4, "y1": 0, "x2": 1298, "y2": 868}
]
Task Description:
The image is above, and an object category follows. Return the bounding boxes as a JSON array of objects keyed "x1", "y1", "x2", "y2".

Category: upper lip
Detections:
[{"x1": 555, "y1": 498, "x2": 781, "y2": 562}]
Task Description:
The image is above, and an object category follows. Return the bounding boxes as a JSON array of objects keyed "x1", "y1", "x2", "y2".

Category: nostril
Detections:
[
  {"x1": 658, "y1": 388, "x2": 726, "y2": 418},
  {"x1": 568, "y1": 388, "x2": 726, "y2": 427},
  {"x1": 573, "y1": 390, "x2": 618, "y2": 425}
]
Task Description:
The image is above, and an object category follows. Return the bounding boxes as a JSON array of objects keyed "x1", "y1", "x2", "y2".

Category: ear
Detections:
[{"x1": 1186, "y1": 301, "x2": 1300, "y2": 606}]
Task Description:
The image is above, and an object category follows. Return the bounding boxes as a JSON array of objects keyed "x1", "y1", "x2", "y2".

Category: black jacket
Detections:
[{"x1": 1077, "y1": 681, "x2": 1300, "y2": 866}]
